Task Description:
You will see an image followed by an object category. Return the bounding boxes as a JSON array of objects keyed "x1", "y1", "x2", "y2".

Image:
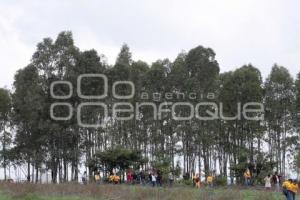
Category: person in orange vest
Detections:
[
  {"x1": 243, "y1": 169, "x2": 251, "y2": 186},
  {"x1": 207, "y1": 175, "x2": 213, "y2": 188}
]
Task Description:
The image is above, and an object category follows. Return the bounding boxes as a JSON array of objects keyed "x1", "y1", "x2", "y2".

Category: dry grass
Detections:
[{"x1": 0, "y1": 182, "x2": 287, "y2": 200}]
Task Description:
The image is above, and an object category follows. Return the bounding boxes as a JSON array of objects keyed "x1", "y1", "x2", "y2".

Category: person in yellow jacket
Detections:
[
  {"x1": 95, "y1": 172, "x2": 101, "y2": 185},
  {"x1": 109, "y1": 174, "x2": 115, "y2": 183},
  {"x1": 207, "y1": 175, "x2": 213, "y2": 188},
  {"x1": 113, "y1": 174, "x2": 120, "y2": 184},
  {"x1": 290, "y1": 180, "x2": 298, "y2": 200},
  {"x1": 243, "y1": 169, "x2": 251, "y2": 186},
  {"x1": 282, "y1": 179, "x2": 297, "y2": 200}
]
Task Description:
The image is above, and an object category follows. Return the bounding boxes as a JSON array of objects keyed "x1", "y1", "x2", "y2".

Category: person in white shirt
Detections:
[
  {"x1": 151, "y1": 173, "x2": 156, "y2": 187},
  {"x1": 264, "y1": 174, "x2": 272, "y2": 190}
]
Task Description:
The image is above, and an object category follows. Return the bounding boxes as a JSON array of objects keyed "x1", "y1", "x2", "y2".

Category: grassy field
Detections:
[{"x1": 0, "y1": 183, "x2": 295, "y2": 200}]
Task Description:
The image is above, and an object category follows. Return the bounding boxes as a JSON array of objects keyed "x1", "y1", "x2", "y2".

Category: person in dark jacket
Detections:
[
  {"x1": 140, "y1": 170, "x2": 146, "y2": 185},
  {"x1": 156, "y1": 171, "x2": 162, "y2": 187},
  {"x1": 272, "y1": 172, "x2": 281, "y2": 192}
]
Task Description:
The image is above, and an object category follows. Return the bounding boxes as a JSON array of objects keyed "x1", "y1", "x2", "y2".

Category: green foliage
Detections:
[
  {"x1": 92, "y1": 146, "x2": 147, "y2": 173},
  {"x1": 214, "y1": 175, "x2": 227, "y2": 186},
  {"x1": 2, "y1": 31, "x2": 300, "y2": 185},
  {"x1": 151, "y1": 154, "x2": 172, "y2": 175},
  {"x1": 0, "y1": 88, "x2": 11, "y2": 125},
  {"x1": 177, "y1": 178, "x2": 193, "y2": 186},
  {"x1": 0, "y1": 183, "x2": 286, "y2": 200},
  {"x1": 294, "y1": 151, "x2": 300, "y2": 173},
  {"x1": 116, "y1": 43, "x2": 132, "y2": 66},
  {"x1": 230, "y1": 152, "x2": 276, "y2": 184},
  {"x1": 172, "y1": 161, "x2": 182, "y2": 177},
  {"x1": 264, "y1": 64, "x2": 295, "y2": 174},
  {"x1": 0, "y1": 88, "x2": 12, "y2": 180}
]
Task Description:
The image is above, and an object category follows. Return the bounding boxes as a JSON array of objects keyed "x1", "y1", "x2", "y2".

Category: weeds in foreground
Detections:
[{"x1": 0, "y1": 183, "x2": 286, "y2": 200}]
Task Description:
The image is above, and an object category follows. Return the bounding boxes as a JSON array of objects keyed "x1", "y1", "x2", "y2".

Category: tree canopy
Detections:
[{"x1": 0, "y1": 31, "x2": 299, "y2": 183}]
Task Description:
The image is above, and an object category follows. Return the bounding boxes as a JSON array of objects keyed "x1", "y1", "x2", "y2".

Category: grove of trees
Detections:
[{"x1": 0, "y1": 31, "x2": 299, "y2": 184}]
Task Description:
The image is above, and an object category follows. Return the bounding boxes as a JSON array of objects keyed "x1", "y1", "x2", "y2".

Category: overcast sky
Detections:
[{"x1": 0, "y1": 0, "x2": 299, "y2": 88}]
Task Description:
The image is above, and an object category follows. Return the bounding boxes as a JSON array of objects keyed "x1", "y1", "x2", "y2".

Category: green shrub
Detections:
[
  {"x1": 215, "y1": 176, "x2": 227, "y2": 186},
  {"x1": 176, "y1": 179, "x2": 193, "y2": 186}
]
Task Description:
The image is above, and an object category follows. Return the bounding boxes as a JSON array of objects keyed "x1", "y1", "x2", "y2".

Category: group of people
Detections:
[
  {"x1": 127, "y1": 169, "x2": 167, "y2": 187},
  {"x1": 148, "y1": 170, "x2": 163, "y2": 187},
  {"x1": 87, "y1": 168, "x2": 171, "y2": 187},
  {"x1": 243, "y1": 169, "x2": 281, "y2": 191},
  {"x1": 192, "y1": 173, "x2": 214, "y2": 188},
  {"x1": 86, "y1": 168, "x2": 299, "y2": 200},
  {"x1": 82, "y1": 171, "x2": 121, "y2": 185},
  {"x1": 126, "y1": 170, "x2": 147, "y2": 185},
  {"x1": 243, "y1": 169, "x2": 299, "y2": 200},
  {"x1": 108, "y1": 173, "x2": 121, "y2": 184},
  {"x1": 263, "y1": 172, "x2": 281, "y2": 191},
  {"x1": 89, "y1": 169, "x2": 214, "y2": 188}
]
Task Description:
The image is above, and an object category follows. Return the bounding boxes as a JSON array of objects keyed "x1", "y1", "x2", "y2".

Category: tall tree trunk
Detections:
[
  {"x1": 35, "y1": 165, "x2": 39, "y2": 183},
  {"x1": 27, "y1": 160, "x2": 31, "y2": 182}
]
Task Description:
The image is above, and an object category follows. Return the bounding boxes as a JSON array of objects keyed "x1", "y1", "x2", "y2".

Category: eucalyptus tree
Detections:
[
  {"x1": 166, "y1": 52, "x2": 188, "y2": 170},
  {"x1": 184, "y1": 46, "x2": 220, "y2": 176},
  {"x1": 8, "y1": 30, "x2": 300, "y2": 184},
  {"x1": 0, "y1": 88, "x2": 11, "y2": 180},
  {"x1": 141, "y1": 59, "x2": 170, "y2": 162},
  {"x1": 294, "y1": 73, "x2": 300, "y2": 170},
  {"x1": 12, "y1": 65, "x2": 46, "y2": 182},
  {"x1": 219, "y1": 65, "x2": 264, "y2": 182},
  {"x1": 295, "y1": 73, "x2": 300, "y2": 131},
  {"x1": 107, "y1": 44, "x2": 132, "y2": 149},
  {"x1": 71, "y1": 49, "x2": 107, "y2": 178},
  {"x1": 264, "y1": 65, "x2": 295, "y2": 176},
  {"x1": 116, "y1": 43, "x2": 132, "y2": 66},
  {"x1": 26, "y1": 31, "x2": 80, "y2": 183},
  {"x1": 129, "y1": 60, "x2": 149, "y2": 153}
]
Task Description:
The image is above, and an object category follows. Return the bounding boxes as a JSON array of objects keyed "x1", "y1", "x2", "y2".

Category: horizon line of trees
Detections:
[{"x1": 0, "y1": 31, "x2": 299, "y2": 183}]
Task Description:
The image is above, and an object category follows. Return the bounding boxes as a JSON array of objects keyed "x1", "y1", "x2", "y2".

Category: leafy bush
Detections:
[
  {"x1": 176, "y1": 179, "x2": 193, "y2": 186},
  {"x1": 214, "y1": 176, "x2": 227, "y2": 186}
]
